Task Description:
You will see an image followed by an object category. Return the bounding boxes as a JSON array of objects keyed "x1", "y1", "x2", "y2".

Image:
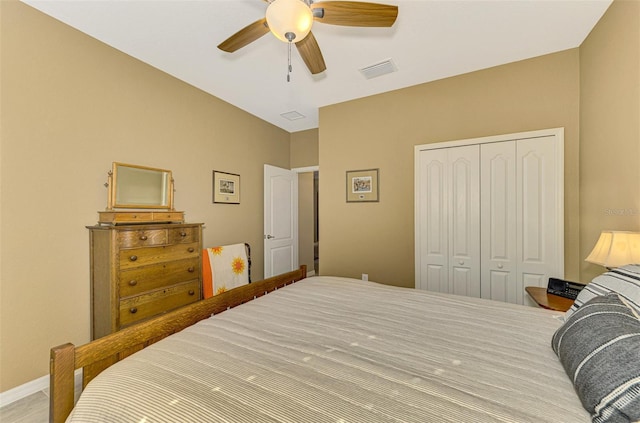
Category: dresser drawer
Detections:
[
  {"x1": 119, "y1": 242, "x2": 200, "y2": 269},
  {"x1": 119, "y1": 258, "x2": 200, "y2": 297},
  {"x1": 168, "y1": 226, "x2": 199, "y2": 244},
  {"x1": 117, "y1": 229, "x2": 167, "y2": 248},
  {"x1": 119, "y1": 280, "x2": 201, "y2": 327},
  {"x1": 153, "y1": 211, "x2": 185, "y2": 223},
  {"x1": 98, "y1": 212, "x2": 154, "y2": 224}
]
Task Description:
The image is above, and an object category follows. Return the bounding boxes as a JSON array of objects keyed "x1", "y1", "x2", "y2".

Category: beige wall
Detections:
[
  {"x1": 319, "y1": 50, "x2": 581, "y2": 287},
  {"x1": 290, "y1": 128, "x2": 319, "y2": 168},
  {"x1": 579, "y1": 0, "x2": 640, "y2": 283},
  {"x1": 291, "y1": 129, "x2": 319, "y2": 276},
  {"x1": 0, "y1": 1, "x2": 290, "y2": 391}
]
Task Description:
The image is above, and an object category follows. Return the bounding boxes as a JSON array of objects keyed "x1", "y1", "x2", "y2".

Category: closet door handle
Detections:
[{"x1": 497, "y1": 263, "x2": 504, "y2": 269}]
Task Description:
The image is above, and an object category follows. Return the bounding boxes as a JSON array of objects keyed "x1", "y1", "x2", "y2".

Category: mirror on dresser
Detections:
[
  {"x1": 100, "y1": 162, "x2": 184, "y2": 225},
  {"x1": 111, "y1": 162, "x2": 172, "y2": 209},
  {"x1": 89, "y1": 162, "x2": 203, "y2": 339}
]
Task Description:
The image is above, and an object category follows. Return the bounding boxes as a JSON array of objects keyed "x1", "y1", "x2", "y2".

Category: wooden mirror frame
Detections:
[{"x1": 106, "y1": 162, "x2": 174, "y2": 210}]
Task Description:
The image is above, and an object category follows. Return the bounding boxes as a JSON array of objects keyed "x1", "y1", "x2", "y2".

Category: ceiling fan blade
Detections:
[
  {"x1": 296, "y1": 32, "x2": 326, "y2": 75},
  {"x1": 218, "y1": 18, "x2": 270, "y2": 52},
  {"x1": 311, "y1": 1, "x2": 398, "y2": 27}
]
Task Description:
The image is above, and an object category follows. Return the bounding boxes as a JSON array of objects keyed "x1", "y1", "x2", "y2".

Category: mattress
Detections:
[{"x1": 68, "y1": 276, "x2": 589, "y2": 422}]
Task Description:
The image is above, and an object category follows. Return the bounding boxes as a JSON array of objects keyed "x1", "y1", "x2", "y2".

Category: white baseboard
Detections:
[
  {"x1": 307, "y1": 269, "x2": 316, "y2": 277},
  {"x1": 0, "y1": 370, "x2": 82, "y2": 408},
  {"x1": 0, "y1": 374, "x2": 48, "y2": 408}
]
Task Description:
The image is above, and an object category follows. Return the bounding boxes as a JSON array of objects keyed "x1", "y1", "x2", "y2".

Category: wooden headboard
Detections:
[{"x1": 49, "y1": 265, "x2": 307, "y2": 423}]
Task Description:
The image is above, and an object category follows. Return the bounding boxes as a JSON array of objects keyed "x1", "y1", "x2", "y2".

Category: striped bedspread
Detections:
[{"x1": 68, "y1": 276, "x2": 589, "y2": 422}]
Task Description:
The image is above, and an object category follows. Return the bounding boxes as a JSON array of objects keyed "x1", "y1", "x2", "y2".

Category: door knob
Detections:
[
  {"x1": 265, "y1": 235, "x2": 275, "y2": 239},
  {"x1": 497, "y1": 263, "x2": 504, "y2": 269}
]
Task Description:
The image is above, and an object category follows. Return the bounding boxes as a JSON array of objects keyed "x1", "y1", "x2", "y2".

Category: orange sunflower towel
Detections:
[{"x1": 202, "y1": 243, "x2": 249, "y2": 298}]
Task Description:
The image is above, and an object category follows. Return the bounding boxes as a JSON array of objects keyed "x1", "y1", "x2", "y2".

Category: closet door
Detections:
[
  {"x1": 416, "y1": 149, "x2": 449, "y2": 292},
  {"x1": 448, "y1": 146, "x2": 480, "y2": 297},
  {"x1": 480, "y1": 141, "x2": 517, "y2": 302},
  {"x1": 517, "y1": 136, "x2": 562, "y2": 294},
  {"x1": 415, "y1": 128, "x2": 564, "y2": 302},
  {"x1": 416, "y1": 146, "x2": 480, "y2": 296}
]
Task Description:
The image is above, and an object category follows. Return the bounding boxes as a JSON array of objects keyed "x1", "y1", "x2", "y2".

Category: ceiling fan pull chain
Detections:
[{"x1": 287, "y1": 41, "x2": 292, "y2": 82}]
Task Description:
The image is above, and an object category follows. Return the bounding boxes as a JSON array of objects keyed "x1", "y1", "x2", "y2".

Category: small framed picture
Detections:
[
  {"x1": 346, "y1": 168, "x2": 379, "y2": 203},
  {"x1": 213, "y1": 171, "x2": 240, "y2": 204}
]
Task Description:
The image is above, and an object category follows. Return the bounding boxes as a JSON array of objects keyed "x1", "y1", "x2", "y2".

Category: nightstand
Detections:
[{"x1": 525, "y1": 286, "x2": 574, "y2": 312}]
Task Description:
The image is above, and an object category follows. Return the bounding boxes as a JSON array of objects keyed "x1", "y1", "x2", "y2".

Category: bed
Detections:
[{"x1": 50, "y1": 265, "x2": 640, "y2": 423}]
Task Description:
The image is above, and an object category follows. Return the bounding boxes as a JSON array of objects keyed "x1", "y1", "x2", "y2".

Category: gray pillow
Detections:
[
  {"x1": 566, "y1": 264, "x2": 640, "y2": 319},
  {"x1": 552, "y1": 293, "x2": 640, "y2": 422}
]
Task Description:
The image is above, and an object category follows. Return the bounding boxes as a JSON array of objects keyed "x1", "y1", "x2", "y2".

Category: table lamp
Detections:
[{"x1": 585, "y1": 230, "x2": 640, "y2": 269}]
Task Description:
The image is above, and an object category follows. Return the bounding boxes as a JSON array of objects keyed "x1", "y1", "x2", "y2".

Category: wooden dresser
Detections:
[{"x1": 88, "y1": 222, "x2": 203, "y2": 339}]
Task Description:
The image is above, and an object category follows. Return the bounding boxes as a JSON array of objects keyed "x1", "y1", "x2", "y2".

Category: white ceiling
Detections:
[{"x1": 21, "y1": 0, "x2": 612, "y2": 133}]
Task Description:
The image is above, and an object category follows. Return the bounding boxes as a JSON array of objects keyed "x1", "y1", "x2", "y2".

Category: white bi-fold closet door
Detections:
[
  {"x1": 416, "y1": 144, "x2": 481, "y2": 296},
  {"x1": 414, "y1": 128, "x2": 564, "y2": 305}
]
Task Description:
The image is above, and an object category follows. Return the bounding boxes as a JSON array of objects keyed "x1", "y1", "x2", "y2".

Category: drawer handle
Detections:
[
  {"x1": 129, "y1": 255, "x2": 138, "y2": 262},
  {"x1": 129, "y1": 307, "x2": 138, "y2": 314},
  {"x1": 188, "y1": 290, "x2": 195, "y2": 296},
  {"x1": 187, "y1": 267, "x2": 195, "y2": 273},
  {"x1": 180, "y1": 232, "x2": 187, "y2": 237},
  {"x1": 187, "y1": 247, "x2": 195, "y2": 253},
  {"x1": 128, "y1": 280, "x2": 138, "y2": 286},
  {"x1": 139, "y1": 235, "x2": 148, "y2": 241}
]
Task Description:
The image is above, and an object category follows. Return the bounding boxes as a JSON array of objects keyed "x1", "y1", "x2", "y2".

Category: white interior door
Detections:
[{"x1": 264, "y1": 164, "x2": 298, "y2": 278}]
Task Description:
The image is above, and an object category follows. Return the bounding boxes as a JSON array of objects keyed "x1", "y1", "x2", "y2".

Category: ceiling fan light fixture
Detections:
[{"x1": 266, "y1": 0, "x2": 313, "y2": 43}]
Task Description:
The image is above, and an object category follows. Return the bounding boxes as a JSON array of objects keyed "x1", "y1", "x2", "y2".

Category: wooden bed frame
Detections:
[{"x1": 49, "y1": 265, "x2": 307, "y2": 423}]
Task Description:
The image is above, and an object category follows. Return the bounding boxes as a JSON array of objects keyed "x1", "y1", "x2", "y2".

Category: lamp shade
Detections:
[
  {"x1": 585, "y1": 231, "x2": 640, "y2": 268},
  {"x1": 266, "y1": 0, "x2": 313, "y2": 43}
]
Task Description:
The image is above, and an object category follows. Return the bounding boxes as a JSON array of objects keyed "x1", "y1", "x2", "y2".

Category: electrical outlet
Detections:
[{"x1": 362, "y1": 273, "x2": 368, "y2": 281}]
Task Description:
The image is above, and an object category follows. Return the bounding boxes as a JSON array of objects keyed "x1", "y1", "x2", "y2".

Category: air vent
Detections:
[
  {"x1": 359, "y1": 58, "x2": 397, "y2": 79},
  {"x1": 280, "y1": 111, "x2": 306, "y2": 121}
]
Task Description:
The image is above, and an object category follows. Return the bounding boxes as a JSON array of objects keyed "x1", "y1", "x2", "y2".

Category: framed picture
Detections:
[
  {"x1": 346, "y1": 168, "x2": 379, "y2": 203},
  {"x1": 213, "y1": 170, "x2": 240, "y2": 204}
]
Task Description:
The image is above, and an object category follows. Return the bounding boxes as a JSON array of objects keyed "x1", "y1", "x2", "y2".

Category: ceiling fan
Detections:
[{"x1": 217, "y1": 0, "x2": 398, "y2": 76}]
